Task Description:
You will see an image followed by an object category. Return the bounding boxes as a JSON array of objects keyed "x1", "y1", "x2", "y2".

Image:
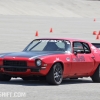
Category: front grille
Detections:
[
  {"x1": 3, "y1": 60, "x2": 27, "y2": 67},
  {"x1": 4, "y1": 67, "x2": 27, "y2": 72}
]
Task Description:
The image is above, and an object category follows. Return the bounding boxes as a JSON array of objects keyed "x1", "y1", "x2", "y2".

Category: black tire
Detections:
[
  {"x1": 70, "y1": 78, "x2": 78, "y2": 80},
  {"x1": 46, "y1": 63, "x2": 63, "y2": 85},
  {"x1": 0, "y1": 74, "x2": 11, "y2": 81},
  {"x1": 22, "y1": 77, "x2": 30, "y2": 81},
  {"x1": 91, "y1": 66, "x2": 100, "y2": 82}
]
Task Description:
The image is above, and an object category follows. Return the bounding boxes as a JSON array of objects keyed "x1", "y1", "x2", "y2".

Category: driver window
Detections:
[
  {"x1": 82, "y1": 42, "x2": 91, "y2": 53},
  {"x1": 73, "y1": 42, "x2": 84, "y2": 53}
]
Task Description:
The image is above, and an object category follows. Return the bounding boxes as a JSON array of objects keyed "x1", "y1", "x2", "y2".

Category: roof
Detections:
[{"x1": 35, "y1": 38, "x2": 90, "y2": 44}]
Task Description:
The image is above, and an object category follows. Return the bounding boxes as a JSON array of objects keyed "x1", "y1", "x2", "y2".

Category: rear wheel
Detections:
[
  {"x1": 0, "y1": 74, "x2": 11, "y2": 81},
  {"x1": 91, "y1": 65, "x2": 100, "y2": 82},
  {"x1": 46, "y1": 63, "x2": 63, "y2": 85}
]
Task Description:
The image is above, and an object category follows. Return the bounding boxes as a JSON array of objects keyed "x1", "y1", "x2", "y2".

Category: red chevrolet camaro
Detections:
[{"x1": 0, "y1": 38, "x2": 100, "y2": 85}]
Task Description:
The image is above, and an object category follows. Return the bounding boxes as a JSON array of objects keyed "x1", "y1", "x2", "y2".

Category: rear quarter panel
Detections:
[{"x1": 89, "y1": 43, "x2": 100, "y2": 75}]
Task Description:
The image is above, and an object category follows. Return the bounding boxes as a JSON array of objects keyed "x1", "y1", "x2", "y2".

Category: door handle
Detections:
[{"x1": 91, "y1": 56, "x2": 95, "y2": 59}]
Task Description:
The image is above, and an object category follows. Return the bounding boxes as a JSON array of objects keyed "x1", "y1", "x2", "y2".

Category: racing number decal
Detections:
[{"x1": 73, "y1": 56, "x2": 85, "y2": 62}]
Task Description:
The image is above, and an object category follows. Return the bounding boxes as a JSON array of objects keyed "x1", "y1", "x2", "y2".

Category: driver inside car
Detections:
[{"x1": 43, "y1": 42, "x2": 59, "y2": 51}]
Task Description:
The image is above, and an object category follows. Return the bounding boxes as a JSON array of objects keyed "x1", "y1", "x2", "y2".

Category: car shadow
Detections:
[
  {"x1": 62, "y1": 78, "x2": 93, "y2": 85},
  {"x1": 0, "y1": 78, "x2": 94, "y2": 86}
]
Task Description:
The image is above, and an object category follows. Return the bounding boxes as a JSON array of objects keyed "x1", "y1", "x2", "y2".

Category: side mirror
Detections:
[{"x1": 74, "y1": 51, "x2": 77, "y2": 55}]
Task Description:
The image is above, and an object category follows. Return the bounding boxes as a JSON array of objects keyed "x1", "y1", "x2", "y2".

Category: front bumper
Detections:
[
  {"x1": 1, "y1": 66, "x2": 40, "y2": 72},
  {"x1": 0, "y1": 66, "x2": 48, "y2": 77}
]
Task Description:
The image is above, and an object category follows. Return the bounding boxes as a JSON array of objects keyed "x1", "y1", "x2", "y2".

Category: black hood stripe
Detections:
[{"x1": 1, "y1": 51, "x2": 66, "y2": 59}]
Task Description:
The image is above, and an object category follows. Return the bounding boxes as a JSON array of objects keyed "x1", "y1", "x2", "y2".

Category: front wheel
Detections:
[
  {"x1": 91, "y1": 65, "x2": 100, "y2": 82},
  {"x1": 0, "y1": 74, "x2": 11, "y2": 81},
  {"x1": 46, "y1": 63, "x2": 63, "y2": 85}
]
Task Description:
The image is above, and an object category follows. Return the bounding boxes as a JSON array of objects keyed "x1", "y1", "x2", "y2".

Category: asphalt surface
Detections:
[
  {"x1": 0, "y1": 0, "x2": 100, "y2": 100},
  {"x1": 0, "y1": 15, "x2": 100, "y2": 100},
  {"x1": 0, "y1": 77, "x2": 99, "y2": 100},
  {"x1": 0, "y1": 15, "x2": 100, "y2": 53},
  {"x1": 0, "y1": 0, "x2": 100, "y2": 17}
]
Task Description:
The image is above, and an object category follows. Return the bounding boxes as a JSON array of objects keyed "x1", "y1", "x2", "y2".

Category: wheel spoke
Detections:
[
  {"x1": 54, "y1": 75, "x2": 58, "y2": 79},
  {"x1": 54, "y1": 65, "x2": 62, "y2": 83},
  {"x1": 56, "y1": 76, "x2": 60, "y2": 82}
]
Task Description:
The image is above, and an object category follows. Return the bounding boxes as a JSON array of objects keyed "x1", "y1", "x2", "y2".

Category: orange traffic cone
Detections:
[
  {"x1": 50, "y1": 28, "x2": 53, "y2": 33},
  {"x1": 93, "y1": 31, "x2": 97, "y2": 35},
  {"x1": 35, "y1": 31, "x2": 39, "y2": 36},
  {"x1": 94, "y1": 18, "x2": 96, "y2": 21},
  {"x1": 96, "y1": 35, "x2": 99, "y2": 39},
  {"x1": 98, "y1": 31, "x2": 100, "y2": 35}
]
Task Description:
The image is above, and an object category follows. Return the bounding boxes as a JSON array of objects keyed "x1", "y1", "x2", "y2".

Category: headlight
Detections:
[{"x1": 35, "y1": 59, "x2": 42, "y2": 67}]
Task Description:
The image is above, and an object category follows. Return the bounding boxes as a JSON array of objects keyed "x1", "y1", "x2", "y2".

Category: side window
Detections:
[
  {"x1": 82, "y1": 42, "x2": 91, "y2": 53},
  {"x1": 73, "y1": 42, "x2": 84, "y2": 53}
]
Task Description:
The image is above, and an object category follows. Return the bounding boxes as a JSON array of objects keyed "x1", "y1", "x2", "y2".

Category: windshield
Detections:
[{"x1": 24, "y1": 39, "x2": 71, "y2": 52}]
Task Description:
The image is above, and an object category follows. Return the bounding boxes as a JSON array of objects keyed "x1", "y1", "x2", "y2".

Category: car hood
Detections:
[{"x1": 0, "y1": 51, "x2": 65, "y2": 59}]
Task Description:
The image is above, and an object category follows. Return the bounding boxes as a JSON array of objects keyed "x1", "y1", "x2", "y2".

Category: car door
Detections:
[{"x1": 71, "y1": 41, "x2": 95, "y2": 75}]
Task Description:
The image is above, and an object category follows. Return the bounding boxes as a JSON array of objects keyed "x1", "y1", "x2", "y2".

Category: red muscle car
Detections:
[{"x1": 0, "y1": 38, "x2": 100, "y2": 85}]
